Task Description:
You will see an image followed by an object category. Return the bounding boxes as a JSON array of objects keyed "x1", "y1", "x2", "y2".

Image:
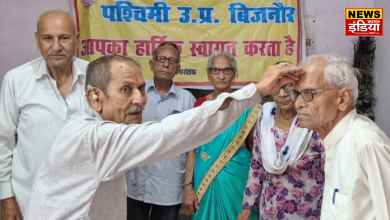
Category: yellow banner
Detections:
[{"x1": 75, "y1": 0, "x2": 301, "y2": 87}]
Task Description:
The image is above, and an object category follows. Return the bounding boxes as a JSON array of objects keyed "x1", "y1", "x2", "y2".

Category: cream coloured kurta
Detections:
[
  {"x1": 25, "y1": 83, "x2": 261, "y2": 220},
  {"x1": 321, "y1": 109, "x2": 390, "y2": 220}
]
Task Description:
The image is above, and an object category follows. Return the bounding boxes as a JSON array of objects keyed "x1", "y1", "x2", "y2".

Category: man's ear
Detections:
[
  {"x1": 87, "y1": 88, "x2": 102, "y2": 112},
  {"x1": 75, "y1": 32, "x2": 80, "y2": 46},
  {"x1": 149, "y1": 59, "x2": 154, "y2": 72},
  {"x1": 338, "y1": 87, "x2": 353, "y2": 111},
  {"x1": 175, "y1": 64, "x2": 181, "y2": 75},
  {"x1": 35, "y1": 32, "x2": 41, "y2": 50}
]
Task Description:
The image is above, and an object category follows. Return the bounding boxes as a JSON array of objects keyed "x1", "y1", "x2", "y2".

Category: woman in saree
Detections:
[{"x1": 182, "y1": 51, "x2": 259, "y2": 220}]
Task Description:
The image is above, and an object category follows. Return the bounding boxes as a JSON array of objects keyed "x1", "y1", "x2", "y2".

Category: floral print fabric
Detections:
[{"x1": 242, "y1": 112, "x2": 325, "y2": 220}]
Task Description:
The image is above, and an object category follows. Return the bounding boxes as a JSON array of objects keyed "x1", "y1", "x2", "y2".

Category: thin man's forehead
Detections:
[
  {"x1": 296, "y1": 74, "x2": 317, "y2": 88},
  {"x1": 211, "y1": 56, "x2": 231, "y2": 66},
  {"x1": 119, "y1": 80, "x2": 137, "y2": 86},
  {"x1": 155, "y1": 45, "x2": 179, "y2": 57},
  {"x1": 112, "y1": 61, "x2": 141, "y2": 73},
  {"x1": 111, "y1": 69, "x2": 143, "y2": 80},
  {"x1": 111, "y1": 61, "x2": 144, "y2": 85},
  {"x1": 296, "y1": 63, "x2": 325, "y2": 89}
]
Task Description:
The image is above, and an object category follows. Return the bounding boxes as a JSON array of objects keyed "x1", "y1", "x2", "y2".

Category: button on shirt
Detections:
[
  {"x1": 321, "y1": 109, "x2": 390, "y2": 220},
  {"x1": 0, "y1": 57, "x2": 89, "y2": 214},
  {"x1": 25, "y1": 83, "x2": 262, "y2": 219},
  {"x1": 125, "y1": 79, "x2": 196, "y2": 205}
]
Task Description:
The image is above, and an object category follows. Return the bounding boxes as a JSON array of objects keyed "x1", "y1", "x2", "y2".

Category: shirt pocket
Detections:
[{"x1": 327, "y1": 185, "x2": 350, "y2": 220}]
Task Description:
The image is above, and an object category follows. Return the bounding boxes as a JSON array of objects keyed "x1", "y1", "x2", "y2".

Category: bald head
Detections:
[{"x1": 37, "y1": 10, "x2": 76, "y2": 35}]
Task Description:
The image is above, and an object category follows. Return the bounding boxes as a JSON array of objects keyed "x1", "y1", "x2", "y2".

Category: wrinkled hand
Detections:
[
  {"x1": 182, "y1": 187, "x2": 199, "y2": 212},
  {"x1": 1, "y1": 197, "x2": 22, "y2": 220},
  {"x1": 255, "y1": 63, "x2": 302, "y2": 97},
  {"x1": 236, "y1": 209, "x2": 252, "y2": 220}
]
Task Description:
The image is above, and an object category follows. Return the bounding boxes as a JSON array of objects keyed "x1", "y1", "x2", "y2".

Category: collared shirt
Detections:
[
  {"x1": 24, "y1": 83, "x2": 262, "y2": 220},
  {"x1": 125, "y1": 79, "x2": 196, "y2": 205},
  {"x1": 0, "y1": 57, "x2": 89, "y2": 214},
  {"x1": 321, "y1": 109, "x2": 390, "y2": 220}
]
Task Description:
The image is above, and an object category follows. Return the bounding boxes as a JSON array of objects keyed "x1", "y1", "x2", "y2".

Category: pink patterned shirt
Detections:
[{"x1": 242, "y1": 111, "x2": 325, "y2": 220}]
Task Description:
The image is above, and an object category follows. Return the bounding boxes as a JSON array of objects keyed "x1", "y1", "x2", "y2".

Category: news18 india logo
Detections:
[{"x1": 345, "y1": 8, "x2": 383, "y2": 36}]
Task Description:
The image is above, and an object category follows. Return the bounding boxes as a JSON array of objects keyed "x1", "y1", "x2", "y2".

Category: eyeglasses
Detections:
[
  {"x1": 289, "y1": 89, "x2": 336, "y2": 102},
  {"x1": 154, "y1": 56, "x2": 180, "y2": 64},
  {"x1": 208, "y1": 68, "x2": 235, "y2": 75},
  {"x1": 273, "y1": 83, "x2": 294, "y2": 95}
]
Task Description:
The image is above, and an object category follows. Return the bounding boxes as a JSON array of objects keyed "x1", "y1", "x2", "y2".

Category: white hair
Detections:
[
  {"x1": 300, "y1": 54, "x2": 360, "y2": 106},
  {"x1": 207, "y1": 51, "x2": 237, "y2": 70}
]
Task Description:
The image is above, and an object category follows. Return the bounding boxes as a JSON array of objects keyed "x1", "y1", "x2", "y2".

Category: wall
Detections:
[
  {"x1": 374, "y1": 0, "x2": 390, "y2": 135},
  {"x1": 303, "y1": 0, "x2": 374, "y2": 59}
]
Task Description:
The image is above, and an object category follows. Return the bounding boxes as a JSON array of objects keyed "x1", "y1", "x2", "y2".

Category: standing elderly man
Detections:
[
  {"x1": 0, "y1": 10, "x2": 88, "y2": 218},
  {"x1": 125, "y1": 42, "x2": 195, "y2": 220},
  {"x1": 289, "y1": 54, "x2": 390, "y2": 220},
  {"x1": 24, "y1": 55, "x2": 301, "y2": 219}
]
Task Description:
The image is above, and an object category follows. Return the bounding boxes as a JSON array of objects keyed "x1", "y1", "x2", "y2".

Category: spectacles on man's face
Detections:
[
  {"x1": 208, "y1": 68, "x2": 235, "y2": 76},
  {"x1": 273, "y1": 83, "x2": 294, "y2": 95},
  {"x1": 289, "y1": 88, "x2": 336, "y2": 102},
  {"x1": 154, "y1": 56, "x2": 180, "y2": 64}
]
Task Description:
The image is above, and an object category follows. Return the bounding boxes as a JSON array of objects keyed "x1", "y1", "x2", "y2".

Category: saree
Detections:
[{"x1": 193, "y1": 108, "x2": 258, "y2": 220}]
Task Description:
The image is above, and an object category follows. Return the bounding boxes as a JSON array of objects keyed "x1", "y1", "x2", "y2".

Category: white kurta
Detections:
[
  {"x1": 25, "y1": 83, "x2": 261, "y2": 220},
  {"x1": 0, "y1": 57, "x2": 89, "y2": 214},
  {"x1": 321, "y1": 109, "x2": 390, "y2": 220}
]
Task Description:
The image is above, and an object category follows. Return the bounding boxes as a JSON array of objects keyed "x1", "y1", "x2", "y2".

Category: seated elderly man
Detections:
[
  {"x1": 289, "y1": 54, "x2": 390, "y2": 220},
  {"x1": 24, "y1": 55, "x2": 300, "y2": 219}
]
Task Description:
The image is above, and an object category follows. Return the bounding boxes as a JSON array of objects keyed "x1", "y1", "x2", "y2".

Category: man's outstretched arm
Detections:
[{"x1": 92, "y1": 64, "x2": 303, "y2": 180}]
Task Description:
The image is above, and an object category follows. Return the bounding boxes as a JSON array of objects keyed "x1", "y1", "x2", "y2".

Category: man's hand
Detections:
[
  {"x1": 255, "y1": 63, "x2": 302, "y2": 97},
  {"x1": 236, "y1": 209, "x2": 252, "y2": 220},
  {"x1": 1, "y1": 197, "x2": 22, "y2": 220},
  {"x1": 182, "y1": 186, "x2": 199, "y2": 212}
]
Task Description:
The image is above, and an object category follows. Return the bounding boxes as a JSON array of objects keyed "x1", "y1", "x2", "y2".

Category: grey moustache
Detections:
[{"x1": 126, "y1": 106, "x2": 144, "y2": 114}]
